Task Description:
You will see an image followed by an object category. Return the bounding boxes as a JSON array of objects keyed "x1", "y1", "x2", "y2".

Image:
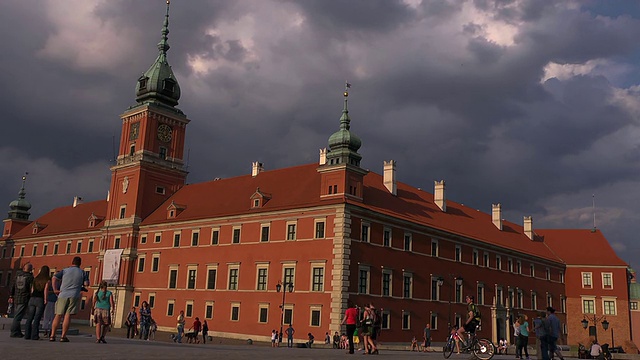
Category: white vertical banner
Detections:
[{"x1": 102, "y1": 249, "x2": 124, "y2": 284}]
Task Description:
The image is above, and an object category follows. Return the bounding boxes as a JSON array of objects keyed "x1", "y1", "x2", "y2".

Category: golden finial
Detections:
[{"x1": 167, "y1": 0, "x2": 170, "y2": 4}]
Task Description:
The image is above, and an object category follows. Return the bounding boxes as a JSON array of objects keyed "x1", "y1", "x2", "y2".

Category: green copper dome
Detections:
[
  {"x1": 135, "y1": 1, "x2": 181, "y2": 107},
  {"x1": 7, "y1": 174, "x2": 31, "y2": 221},
  {"x1": 326, "y1": 86, "x2": 363, "y2": 167}
]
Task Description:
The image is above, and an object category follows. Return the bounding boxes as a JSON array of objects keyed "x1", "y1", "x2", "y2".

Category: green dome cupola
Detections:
[
  {"x1": 7, "y1": 173, "x2": 31, "y2": 221},
  {"x1": 326, "y1": 83, "x2": 362, "y2": 167},
  {"x1": 135, "y1": 0, "x2": 181, "y2": 108}
]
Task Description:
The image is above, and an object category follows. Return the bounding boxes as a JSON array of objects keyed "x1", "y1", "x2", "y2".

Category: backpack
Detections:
[
  {"x1": 373, "y1": 308, "x2": 382, "y2": 327},
  {"x1": 471, "y1": 304, "x2": 481, "y2": 320},
  {"x1": 15, "y1": 273, "x2": 27, "y2": 294}
]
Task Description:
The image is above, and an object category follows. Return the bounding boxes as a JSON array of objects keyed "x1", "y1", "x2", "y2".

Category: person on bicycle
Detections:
[{"x1": 457, "y1": 295, "x2": 480, "y2": 346}]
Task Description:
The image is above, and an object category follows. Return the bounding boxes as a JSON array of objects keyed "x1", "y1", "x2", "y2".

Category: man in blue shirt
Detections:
[
  {"x1": 49, "y1": 256, "x2": 89, "y2": 342},
  {"x1": 546, "y1": 307, "x2": 561, "y2": 360}
]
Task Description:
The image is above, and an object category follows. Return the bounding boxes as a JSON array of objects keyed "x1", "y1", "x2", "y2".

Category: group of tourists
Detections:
[
  {"x1": 9, "y1": 256, "x2": 90, "y2": 343},
  {"x1": 124, "y1": 302, "x2": 158, "y2": 341},
  {"x1": 513, "y1": 307, "x2": 562, "y2": 360},
  {"x1": 341, "y1": 300, "x2": 381, "y2": 355}
]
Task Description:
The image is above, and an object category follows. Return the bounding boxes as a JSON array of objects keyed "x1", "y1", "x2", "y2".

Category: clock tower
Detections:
[{"x1": 107, "y1": 0, "x2": 189, "y2": 226}]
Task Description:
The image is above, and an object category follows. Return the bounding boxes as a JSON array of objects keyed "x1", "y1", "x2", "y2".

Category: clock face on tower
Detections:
[{"x1": 157, "y1": 124, "x2": 173, "y2": 143}]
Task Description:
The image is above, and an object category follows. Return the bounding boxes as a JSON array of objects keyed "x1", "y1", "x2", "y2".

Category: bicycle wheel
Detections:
[
  {"x1": 472, "y1": 338, "x2": 495, "y2": 360},
  {"x1": 443, "y1": 337, "x2": 455, "y2": 359}
]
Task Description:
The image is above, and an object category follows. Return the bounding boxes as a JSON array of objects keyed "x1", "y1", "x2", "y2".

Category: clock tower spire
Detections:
[{"x1": 107, "y1": 0, "x2": 189, "y2": 225}]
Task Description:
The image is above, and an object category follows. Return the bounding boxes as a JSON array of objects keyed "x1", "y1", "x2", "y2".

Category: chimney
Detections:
[
  {"x1": 492, "y1": 203, "x2": 502, "y2": 230},
  {"x1": 251, "y1": 161, "x2": 264, "y2": 177},
  {"x1": 383, "y1": 160, "x2": 397, "y2": 195},
  {"x1": 434, "y1": 180, "x2": 446, "y2": 212},
  {"x1": 319, "y1": 148, "x2": 327, "y2": 165},
  {"x1": 524, "y1": 216, "x2": 533, "y2": 240},
  {"x1": 73, "y1": 196, "x2": 83, "y2": 208}
]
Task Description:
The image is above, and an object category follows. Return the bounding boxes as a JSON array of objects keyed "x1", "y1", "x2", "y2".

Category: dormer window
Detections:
[
  {"x1": 250, "y1": 187, "x2": 271, "y2": 209},
  {"x1": 32, "y1": 222, "x2": 46, "y2": 234},
  {"x1": 87, "y1": 213, "x2": 102, "y2": 228},
  {"x1": 166, "y1": 201, "x2": 186, "y2": 219},
  {"x1": 89, "y1": 219, "x2": 95, "y2": 227},
  {"x1": 163, "y1": 79, "x2": 175, "y2": 93},
  {"x1": 138, "y1": 77, "x2": 148, "y2": 90}
]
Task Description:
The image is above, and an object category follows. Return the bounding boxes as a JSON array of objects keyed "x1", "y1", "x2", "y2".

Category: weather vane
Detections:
[{"x1": 344, "y1": 81, "x2": 351, "y2": 97}]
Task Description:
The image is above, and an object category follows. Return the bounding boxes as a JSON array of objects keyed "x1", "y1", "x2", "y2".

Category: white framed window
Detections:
[
  {"x1": 114, "y1": 237, "x2": 120, "y2": 249},
  {"x1": 230, "y1": 302, "x2": 240, "y2": 321},
  {"x1": 232, "y1": 226, "x2": 241, "y2": 244},
  {"x1": 382, "y1": 269, "x2": 392, "y2": 297},
  {"x1": 546, "y1": 268, "x2": 551, "y2": 280},
  {"x1": 32, "y1": 244, "x2": 37, "y2": 256},
  {"x1": 358, "y1": 266, "x2": 370, "y2": 294},
  {"x1": 310, "y1": 261, "x2": 326, "y2": 292},
  {"x1": 154, "y1": 233, "x2": 161, "y2": 243},
  {"x1": 152, "y1": 254, "x2": 160, "y2": 272},
  {"x1": 477, "y1": 283, "x2": 485, "y2": 305},
  {"x1": 472, "y1": 249, "x2": 479, "y2": 265},
  {"x1": 602, "y1": 273, "x2": 613, "y2": 289},
  {"x1": 191, "y1": 230, "x2": 200, "y2": 246},
  {"x1": 531, "y1": 292, "x2": 538, "y2": 310},
  {"x1": 381, "y1": 311, "x2": 391, "y2": 329},
  {"x1": 88, "y1": 240, "x2": 94, "y2": 253},
  {"x1": 582, "y1": 272, "x2": 593, "y2": 288},
  {"x1": 314, "y1": 219, "x2": 326, "y2": 239},
  {"x1": 228, "y1": 264, "x2": 240, "y2": 290},
  {"x1": 603, "y1": 298, "x2": 617, "y2": 315},
  {"x1": 205, "y1": 302, "x2": 214, "y2": 319},
  {"x1": 256, "y1": 263, "x2": 269, "y2": 291},
  {"x1": 507, "y1": 258, "x2": 513, "y2": 273},
  {"x1": 431, "y1": 276, "x2": 442, "y2": 301},
  {"x1": 496, "y1": 256, "x2": 502, "y2": 270},
  {"x1": 258, "y1": 303, "x2": 269, "y2": 323},
  {"x1": 173, "y1": 232, "x2": 181, "y2": 247},
  {"x1": 430, "y1": 313, "x2": 438, "y2": 330},
  {"x1": 133, "y1": 292, "x2": 141, "y2": 308},
  {"x1": 516, "y1": 261, "x2": 522, "y2": 274},
  {"x1": 561, "y1": 296, "x2": 566, "y2": 313},
  {"x1": 483, "y1": 253, "x2": 489, "y2": 268},
  {"x1": 211, "y1": 228, "x2": 219, "y2": 245},
  {"x1": 431, "y1": 239, "x2": 439, "y2": 257},
  {"x1": 53, "y1": 243, "x2": 59, "y2": 255},
  {"x1": 517, "y1": 289, "x2": 524, "y2": 308},
  {"x1": 260, "y1": 224, "x2": 270, "y2": 242},
  {"x1": 206, "y1": 265, "x2": 218, "y2": 290},
  {"x1": 455, "y1": 245, "x2": 461, "y2": 262},
  {"x1": 168, "y1": 266, "x2": 178, "y2": 289},
  {"x1": 530, "y1": 264, "x2": 535, "y2": 277},
  {"x1": 167, "y1": 300, "x2": 175, "y2": 316},
  {"x1": 361, "y1": 223, "x2": 370, "y2": 242},
  {"x1": 547, "y1": 293, "x2": 553, "y2": 308},
  {"x1": 137, "y1": 255, "x2": 145, "y2": 273},
  {"x1": 402, "y1": 311, "x2": 411, "y2": 330},
  {"x1": 310, "y1": 305, "x2": 322, "y2": 327},
  {"x1": 186, "y1": 266, "x2": 197, "y2": 290},
  {"x1": 286, "y1": 222, "x2": 297, "y2": 241},
  {"x1": 185, "y1": 300, "x2": 194, "y2": 317},
  {"x1": 383, "y1": 228, "x2": 392, "y2": 247},
  {"x1": 149, "y1": 292, "x2": 156, "y2": 308},
  {"x1": 496, "y1": 286, "x2": 503, "y2": 306},
  {"x1": 404, "y1": 233, "x2": 412, "y2": 251},
  {"x1": 403, "y1": 272, "x2": 413, "y2": 299},
  {"x1": 119, "y1": 205, "x2": 126, "y2": 219},
  {"x1": 283, "y1": 305, "x2": 294, "y2": 325}
]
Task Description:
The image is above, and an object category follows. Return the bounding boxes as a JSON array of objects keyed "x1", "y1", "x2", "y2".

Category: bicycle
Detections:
[{"x1": 443, "y1": 328, "x2": 495, "y2": 360}]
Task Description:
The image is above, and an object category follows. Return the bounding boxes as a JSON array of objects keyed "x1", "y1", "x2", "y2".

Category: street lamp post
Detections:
[
  {"x1": 447, "y1": 276, "x2": 463, "y2": 330},
  {"x1": 276, "y1": 281, "x2": 294, "y2": 344},
  {"x1": 581, "y1": 315, "x2": 609, "y2": 343}
]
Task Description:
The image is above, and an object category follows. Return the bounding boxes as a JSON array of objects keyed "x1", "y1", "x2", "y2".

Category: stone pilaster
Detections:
[{"x1": 330, "y1": 206, "x2": 352, "y2": 335}]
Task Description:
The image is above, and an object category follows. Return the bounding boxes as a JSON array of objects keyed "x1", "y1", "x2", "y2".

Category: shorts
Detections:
[
  {"x1": 55, "y1": 297, "x2": 80, "y2": 315},
  {"x1": 464, "y1": 320, "x2": 479, "y2": 333},
  {"x1": 94, "y1": 308, "x2": 111, "y2": 326}
]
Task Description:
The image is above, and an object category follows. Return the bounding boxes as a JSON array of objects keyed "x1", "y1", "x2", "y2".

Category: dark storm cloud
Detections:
[{"x1": 1, "y1": 0, "x2": 640, "y2": 262}]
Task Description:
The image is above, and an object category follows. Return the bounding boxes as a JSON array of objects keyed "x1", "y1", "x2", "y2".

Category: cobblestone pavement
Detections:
[{"x1": 0, "y1": 318, "x2": 517, "y2": 360}]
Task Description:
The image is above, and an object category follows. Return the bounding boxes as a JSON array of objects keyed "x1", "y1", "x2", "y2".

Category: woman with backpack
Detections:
[{"x1": 25, "y1": 265, "x2": 49, "y2": 340}]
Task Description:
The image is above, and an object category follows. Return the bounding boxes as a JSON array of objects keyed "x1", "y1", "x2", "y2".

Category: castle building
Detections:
[{"x1": 0, "y1": 2, "x2": 634, "y2": 349}]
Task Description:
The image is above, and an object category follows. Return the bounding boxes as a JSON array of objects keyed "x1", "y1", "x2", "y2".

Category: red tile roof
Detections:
[
  {"x1": 142, "y1": 163, "x2": 562, "y2": 261},
  {"x1": 12, "y1": 200, "x2": 107, "y2": 239},
  {"x1": 536, "y1": 229, "x2": 626, "y2": 266}
]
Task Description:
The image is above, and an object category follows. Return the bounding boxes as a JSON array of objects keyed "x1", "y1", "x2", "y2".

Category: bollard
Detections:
[{"x1": 247, "y1": 338, "x2": 253, "y2": 345}]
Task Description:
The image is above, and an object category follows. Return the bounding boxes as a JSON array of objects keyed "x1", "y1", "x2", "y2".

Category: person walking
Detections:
[
  {"x1": 360, "y1": 304, "x2": 378, "y2": 354},
  {"x1": 10, "y1": 263, "x2": 34, "y2": 338},
  {"x1": 49, "y1": 256, "x2": 90, "y2": 342},
  {"x1": 423, "y1": 323, "x2": 432, "y2": 352},
  {"x1": 202, "y1": 320, "x2": 209, "y2": 344},
  {"x1": 546, "y1": 307, "x2": 561, "y2": 360},
  {"x1": 175, "y1": 310, "x2": 186, "y2": 343},
  {"x1": 285, "y1": 324, "x2": 295, "y2": 348},
  {"x1": 25, "y1": 265, "x2": 49, "y2": 340},
  {"x1": 514, "y1": 316, "x2": 522, "y2": 359},
  {"x1": 42, "y1": 272, "x2": 57, "y2": 339},
  {"x1": 341, "y1": 300, "x2": 358, "y2": 354},
  {"x1": 534, "y1": 311, "x2": 550, "y2": 360},
  {"x1": 139, "y1": 301, "x2": 152, "y2": 340},
  {"x1": 188, "y1": 316, "x2": 202, "y2": 343},
  {"x1": 92, "y1": 281, "x2": 114, "y2": 344},
  {"x1": 517, "y1": 315, "x2": 531, "y2": 360},
  {"x1": 125, "y1": 307, "x2": 138, "y2": 339}
]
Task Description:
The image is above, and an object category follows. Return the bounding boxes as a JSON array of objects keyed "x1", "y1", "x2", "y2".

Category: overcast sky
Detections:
[{"x1": 1, "y1": 0, "x2": 640, "y2": 264}]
